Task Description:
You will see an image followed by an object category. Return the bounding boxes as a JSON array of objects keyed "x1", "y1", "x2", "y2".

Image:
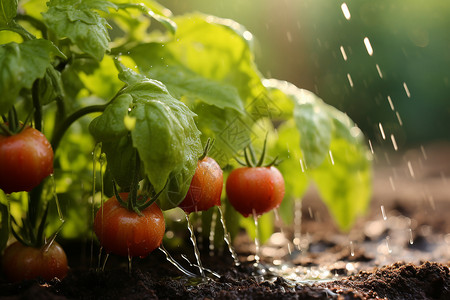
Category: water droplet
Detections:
[
  {"x1": 403, "y1": 82, "x2": 411, "y2": 98},
  {"x1": 329, "y1": 150, "x2": 335, "y2": 165},
  {"x1": 396, "y1": 111, "x2": 403, "y2": 126},
  {"x1": 390, "y1": 134, "x2": 398, "y2": 151},
  {"x1": 407, "y1": 161, "x2": 415, "y2": 178},
  {"x1": 364, "y1": 37, "x2": 374, "y2": 56},
  {"x1": 209, "y1": 209, "x2": 217, "y2": 255},
  {"x1": 252, "y1": 209, "x2": 261, "y2": 266},
  {"x1": 387, "y1": 95, "x2": 395, "y2": 110},
  {"x1": 381, "y1": 205, "x2": 387, "y2": 220},
  {"x1": 389, "y1": 176, "x2": 396, "y2": 191},
  {"x1": 368, "y1": 139, "x2": 374, "y2": 154},
  {"x1": 341, "y1": 3, "x2": 351, "y2": 20},
  {"x1": 420, "y1": 145, "x2": 428, "y2": 160},
  {"x1": 347, "y1": 73, "x2": 354, "y2": 87},
  {"x1": 376, "y1": 64, "x2": 383, "y2": 78},
  {"x1": 379, "y1": 123, "x2": 386, "y2": 140},
  {"x1": 340, "y1": 46, "x2": 348, "y2": 61},
  {"x1": 349, "y1": 241, "x2": 355, "y2": 257},
  {"x1": 409, "y1": 228, "x2": 414, "y2": 245}
]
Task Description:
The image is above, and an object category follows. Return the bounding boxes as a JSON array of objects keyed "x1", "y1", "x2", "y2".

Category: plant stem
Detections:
[
  {"x1": 51, "y1": 104, "x2": 107, "y2": 152},
  {"x1": 32, "y1": 80, "x2": 42, "y2": 132}
]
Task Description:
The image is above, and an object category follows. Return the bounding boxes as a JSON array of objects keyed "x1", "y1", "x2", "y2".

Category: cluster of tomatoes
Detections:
[
  {"x1": 1, "y1": 128, "x2": 285, "y2": 282},
  {"x1": 94, "y1": 144, "x2": 285, "y2": 261}
]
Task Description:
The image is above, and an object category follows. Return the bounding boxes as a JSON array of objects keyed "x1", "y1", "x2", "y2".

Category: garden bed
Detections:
[{"x1": 1, "y1": 142, "x2": 449, "y2": 299}]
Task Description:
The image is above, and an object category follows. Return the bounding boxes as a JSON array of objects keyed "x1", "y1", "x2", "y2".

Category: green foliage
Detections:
[
  {"x1": 0, "y1": 0, "x2": 373, "y2": 251},
  {"x1": 0, "y1": 39, "x2": 64, "y2": 115},
  {"x1": 0, "y1": 0, "x2": 17, "y2": 25},
  {"x1": 89, "y1": 65, "x2": 202, "y2": 210}
]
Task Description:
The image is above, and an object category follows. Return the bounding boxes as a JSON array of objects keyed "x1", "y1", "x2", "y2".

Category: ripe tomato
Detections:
[
  {"x1": 94, "y1": 193, "x2": 165, "y2": 257},
  {"x1": 179, "y1": 156, "x2": 223, "y2": 214},
  {"x1": 1, "y1": 241, "x2": 68, "y2": 282},
  {"x1": 226, "y1": 166, "x2": 285, "y2": 217},
  {"x1": 0, "y1": 127, "x2": 54, "y2": 194}
]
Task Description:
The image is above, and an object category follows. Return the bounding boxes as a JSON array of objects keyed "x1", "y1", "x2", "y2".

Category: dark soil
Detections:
[{"x1": 1, "y1": 142, "x2": 449, "y2": 299}]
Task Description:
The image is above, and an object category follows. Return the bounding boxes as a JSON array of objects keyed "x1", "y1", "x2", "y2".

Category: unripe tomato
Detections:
[
  {"x1": 1, "y1": 241, "x2": 68, "y2": 282},
  {"x1": 0, "y1": 127, "x2": 54, "y2": 194},
  {"x1": 226, "y1": 166, "x2": 285, "y2": 217},
  {"x1": 94, "y1": 193, "x2": 165, "y2": 257},
  {"x1": 179, "y1": 156, "x2": 223, "y2": 214}
]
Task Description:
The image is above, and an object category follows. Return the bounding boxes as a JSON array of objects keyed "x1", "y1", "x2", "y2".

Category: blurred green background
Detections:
[{"x1": 164, "y1": 0, "x2": 450, "y2": 148}]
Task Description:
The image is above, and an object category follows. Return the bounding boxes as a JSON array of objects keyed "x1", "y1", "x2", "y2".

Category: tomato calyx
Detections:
[
  {"x1": 235, "y1": 134, "x2": 280, "y2": 168},
  {"x1": 0, "y1": 106, "x2": 36, "y2": 137},
  {"x1": 198, "y1": 137, "x2": 214, "y2": 161},
  {"x1": 112, "y1": 150, "x2": 167, "y2": 216}
]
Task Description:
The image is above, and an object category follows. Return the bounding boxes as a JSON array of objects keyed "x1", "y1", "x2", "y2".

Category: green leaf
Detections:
[
  {"x1": 267, "y1": 79, "x2": 372, "y2": 230},
  {"x1": 42, "y1": 0, "x2": 116, "y2": 60},
  {"x1": 0, "y1": 0, "x2": 17, "y2": 26},
  {"x1": 89, "y1": 66, "x2": 202, "y2": 210},
  {"x1": 137, "y1": 64, "x2": 245, "y2": 114},
  {"x1": 128, "y1": 13, "x2": 264, "y2": 108},
  {"x1": 114, "y1": 0, "x2": 176, "y2": 34},
  {"x1": 269, "y1": 121, "x2": 309, "y2": 224},
  {"x1": 310, "y1": 137, "x2": 372, "y2": 231},
  {"x1": 0, "y1": 39, "x2": 64, "y2": 115}
]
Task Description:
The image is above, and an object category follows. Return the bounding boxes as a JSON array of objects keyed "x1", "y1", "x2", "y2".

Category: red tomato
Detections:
[
  {"x1": 1, "y1": 241, "x2": 68, "y2": 282},
  {"x1": 0, "y1": 127, "x2": 54, "y2": 194},
  {"x1": 179, "y1": 156, "x2": 223, "y2": 214},
  {"x1": 226, "y1": 166, "x2": 285, "y2": 217},
  {"x1": 94, "y1": 193, "x2": 165, "y2": 257}
]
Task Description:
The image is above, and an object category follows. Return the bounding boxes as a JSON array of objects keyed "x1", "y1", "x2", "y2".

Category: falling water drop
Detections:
[
  {"x1": 347, "y1": 73, "x2": 354, "y2": 87},
  {"x1": 329, "y1": 150, "x2": 335, "y2": 165},
  {"x1": 396, "y1": 111, "x2": 403, "y2": 126},
  {"x1": 293, "y1": 200, "x2": 302, "y2": 251},
  {"x1": 409, "y1": 228, "x2": 414, "y2": 245},
  {"x1": 378, "y1": 123, "x2": 386, "y2": 140},
  {"x1": 376, "y1": 64, "x2": 383, "y2": 78},
  {"x1": 407, "y1": 161, "x2": 415, "y2": 178},
  {"x1": 420, "y1": 145, "x2": 428, "y2": 160},
  {"x1": 340, "y1": 46, "x2": 348, "y2": 61},
  {"x1": 389, "y1": 176, "x2": 396, "y2": 191},
  {"x1": 341, "y1": 3, "x2": 351, "y2": 20},
  {"x1": 349, "y1": 241, "x2": 355, "y2": 257},
  {"x1": 403, "y1": 82, "x2": 411, "y2": 98},
  {"x1": 185, "y1": 213, "x2": 205, "y2": 277},
  {"x1": 274, "y1": 209, "x2": 292, "y2": 255},
  {"x1": 209, "y1": 209, "x2": 218, "y2": 255},
  {"x1": 390, "y1": 134, "x2": 398, "y2": 151},
  {"x1": 159, "y1": 244, "x2": 196, "y2": 277},
  {"x1": 387, "y1": 96, "x2": 395, "y2": 110},
  {"x1": 90, "y1": 143, "x2": 102, "y2": 268},
  {"x1": 381, "y1": 205, "x2": 387, "y2": 220},
  {"x1": 252, "y1": 209, "x2": 261, "y2": 266},
  {"x1": 102, "y1": 253, "x2": 109, "y2": 272},
  {"x1": 364, "y1": 37, "x2": 374, "y2": 56},
  {"x1": 368, "y1": 139, "x2": 374, "y2": 154},
  {"x1": 127, "y1": 249, "x2": 132, "y2": 275},
  {"x1": 385, "y1": 236, "x2": 392, "y2": 254},
  {"x1": 217, "y1": 206, "x2": 240, "y2": 266}
]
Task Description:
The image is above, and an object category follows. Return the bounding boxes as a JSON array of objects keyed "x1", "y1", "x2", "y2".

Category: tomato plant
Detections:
[
  {"x1": 179, "y1": 140, "x2": 223, "y2": 214},
  {"x1": 0, "y1": 126, "x2": 53, "y2": 194},
  {"x1": 0, "y1": 0, "x2": 372, "y2": 277},
  {"x1": 226, "y1": 166, "x2": 285, "y2": 217},
  {"x1": 94, "y1": 192, "x2": 165, "y2": 257},
  {"x1": 1, "y1": 241, "x2": 68, "y2": 282}
]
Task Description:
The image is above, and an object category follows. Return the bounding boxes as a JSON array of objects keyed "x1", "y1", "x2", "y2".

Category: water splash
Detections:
[
  {"x1": 252, "y1": 209, "x2": 261, "y2": 266},
  {"x1": 158, "y1": 244, "x2": 196, "y2": 277},
  {"x1": 217, "y1": 206, "x2": 240, "y2": 266},
  {"x1": 185, "y1": 213, "x2": 205, "y2": 277}
]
